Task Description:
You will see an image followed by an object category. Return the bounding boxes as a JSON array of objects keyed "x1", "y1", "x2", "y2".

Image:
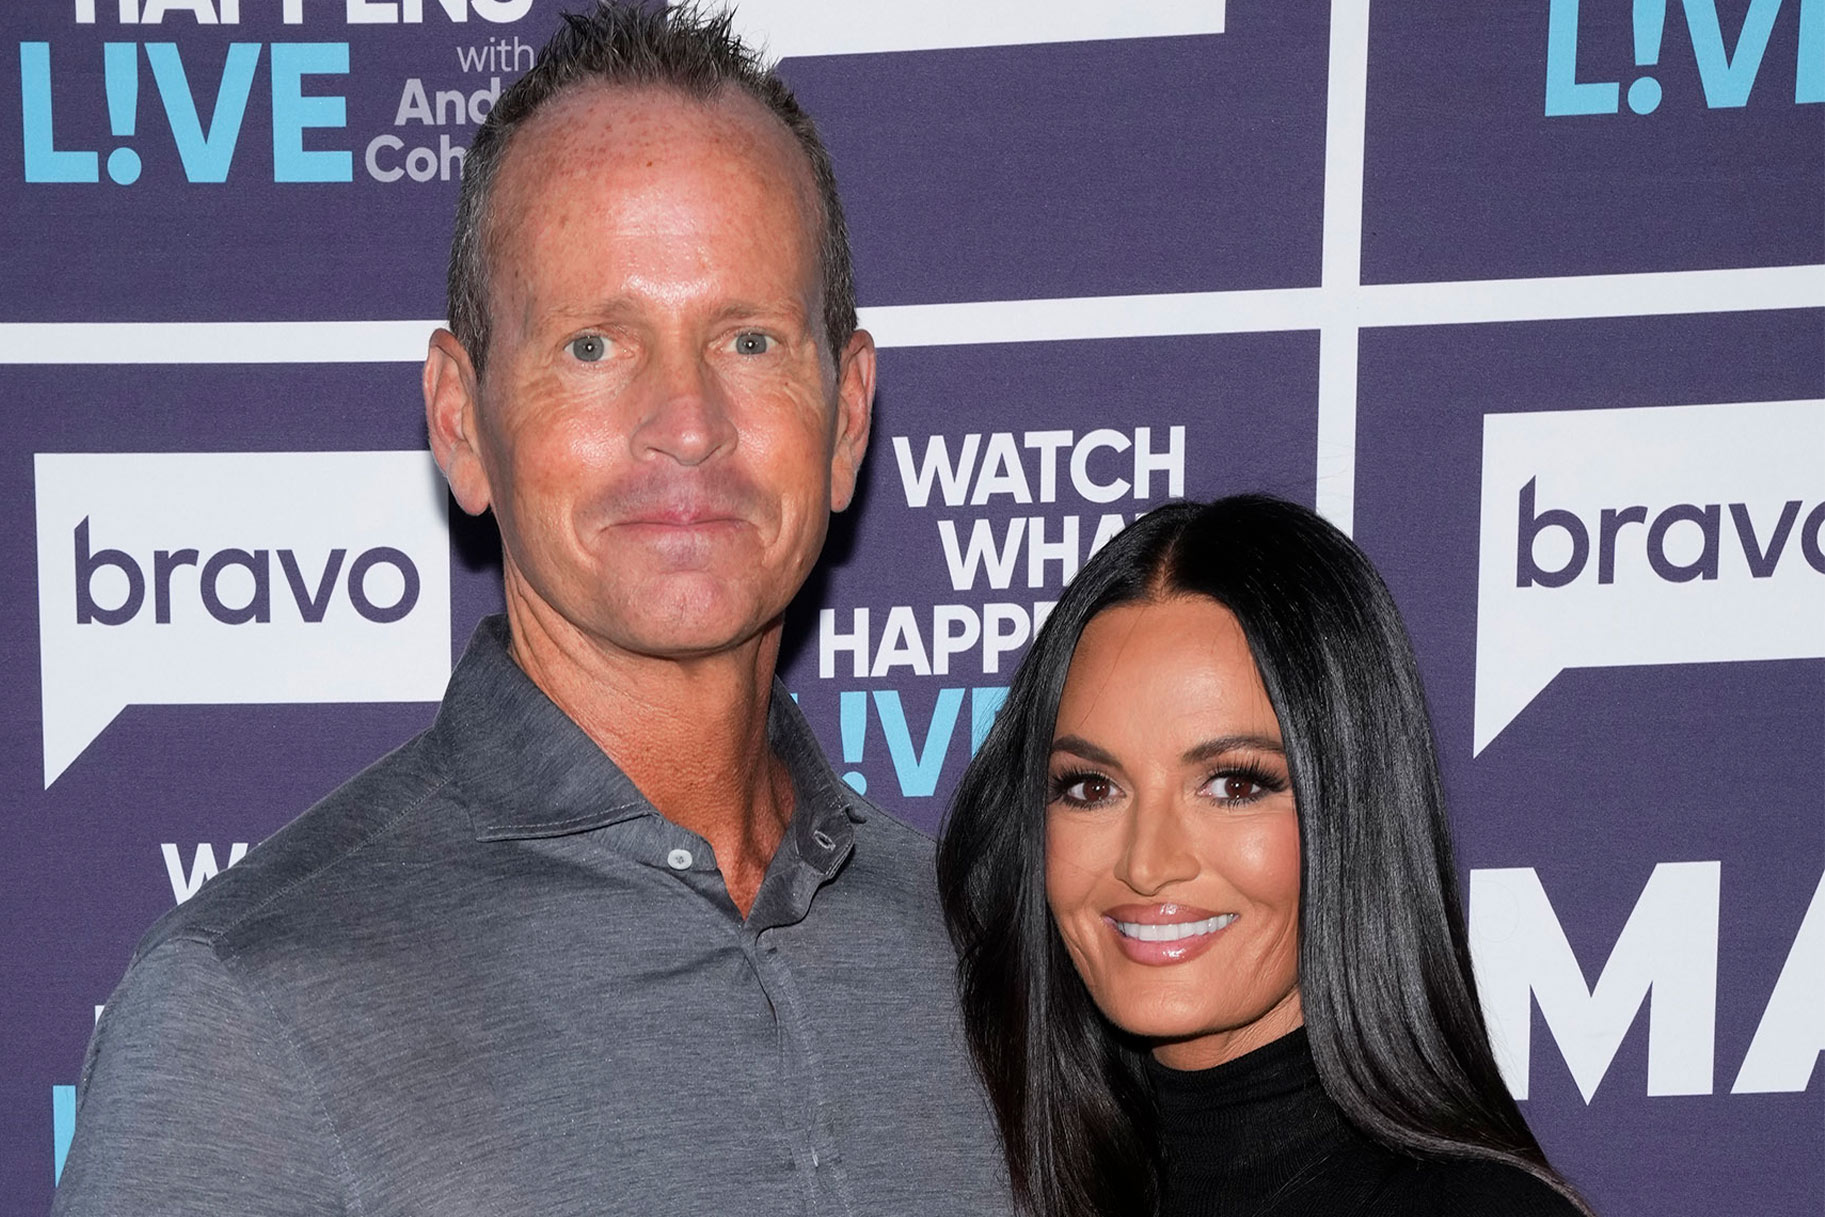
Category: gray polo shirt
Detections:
[{"x1": 53, "y1": 616, "x2": 1011, "y2": 1216}]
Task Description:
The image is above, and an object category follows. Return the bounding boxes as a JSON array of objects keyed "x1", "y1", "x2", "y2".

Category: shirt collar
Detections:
[{"x1": 433, "y1": 616, "x2": 867, "y2": 853}]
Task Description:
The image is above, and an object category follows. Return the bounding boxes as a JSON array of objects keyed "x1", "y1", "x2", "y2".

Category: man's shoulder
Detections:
[
  {"x1": 847, "y1": 795, "x2": 942, "y2": 879},
  {"x1": 134, "y1": 727, "x2": 456, "y2": 965},
  {"x1": 833, "y1": 796, "x2": 954, "y2": 932},
  {"x1": 852, "y1": 795, "x2": 938, "y2": 852}
]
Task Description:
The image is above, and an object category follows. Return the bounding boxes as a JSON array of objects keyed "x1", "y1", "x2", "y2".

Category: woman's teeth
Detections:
[{"x1": 1113, "y1": 914, "x2": 1237, "y2": 941}]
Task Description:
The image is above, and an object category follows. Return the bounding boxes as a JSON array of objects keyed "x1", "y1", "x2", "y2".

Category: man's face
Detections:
[{"x1": 430, "y1": 84, "x2": 872, "y2": 662}]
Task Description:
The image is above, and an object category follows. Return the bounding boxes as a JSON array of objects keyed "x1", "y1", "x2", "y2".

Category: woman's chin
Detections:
[
  {"x1": 1098, "y1": 997, "x2": 1236, "y2": 1045},
  {"x1": 1092, "y1": 982, "x2": 1303, "y2": 1059}
]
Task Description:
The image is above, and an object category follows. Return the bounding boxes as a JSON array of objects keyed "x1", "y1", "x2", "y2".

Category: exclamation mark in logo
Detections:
[
  {"x1": 103, "y1": 43, "x2": 140, "y2": 184},
  {"x1": 1629, "y1": 0, "x2": 1665, "y2": 113},
  {"x1": 839, "y1": 690, "x2": 867, "y2": 794},
  {"x1": 52, "y1": 1084, "x2": 75, "y2": 1183}
]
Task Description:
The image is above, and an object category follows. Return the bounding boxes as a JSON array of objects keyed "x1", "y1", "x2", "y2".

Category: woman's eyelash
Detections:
[
  {"x1": 1204, "y1": 762, "x2": 1290, "y2": 799},
  {"x1": 1048, "y1": 769, "x2": 1116, "y2": 803},
  {"x1": 1046, "y1": 761, "x2": 1289, "y2": 805}
]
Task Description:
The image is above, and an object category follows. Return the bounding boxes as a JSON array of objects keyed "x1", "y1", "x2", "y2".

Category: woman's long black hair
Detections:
[{"x1": 936, "y1": 495, "x2": 1590, "y2": 1217}]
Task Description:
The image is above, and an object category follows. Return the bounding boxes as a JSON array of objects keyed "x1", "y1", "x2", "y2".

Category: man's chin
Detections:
[
  {"x1": 591, "y1": 579, "x2": 786, "y2": 660},
  {"x1": 604, "y1": 627, "x2": 778, "y2": 664}
]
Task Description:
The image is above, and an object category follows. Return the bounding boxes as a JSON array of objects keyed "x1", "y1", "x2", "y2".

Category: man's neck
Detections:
[{"x1": 503, "y1": 593, "x2": 794, "y2": 917}]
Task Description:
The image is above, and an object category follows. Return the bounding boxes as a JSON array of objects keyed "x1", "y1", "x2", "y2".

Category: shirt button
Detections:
[
  {"x1": 811, "y1": 829, "x2": 835, "y2": 851},
  {"x1": 666, "y1": 848, "x2": 693, "y2": 870}
]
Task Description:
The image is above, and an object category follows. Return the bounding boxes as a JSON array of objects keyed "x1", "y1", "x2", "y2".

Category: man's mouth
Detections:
[{"x1": 620, "y1": 508, "x2": 743, "y2": 527}]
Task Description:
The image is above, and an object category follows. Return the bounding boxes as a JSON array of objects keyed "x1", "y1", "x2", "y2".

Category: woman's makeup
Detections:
[
  {"x1": 1102, "y1": 903, "x2": 1236, "y2": 965},
  {"x1": 1044, "y1": 596, "x2": 1305, "y2": 1070}
]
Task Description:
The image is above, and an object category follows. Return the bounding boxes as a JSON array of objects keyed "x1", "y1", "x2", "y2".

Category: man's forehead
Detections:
[
  {"x1": 472, "y1": 78, "x2": 831, "y2": 368},
  {"x1": 492, "y1": 82, "x2": 818, "y2": 219}
]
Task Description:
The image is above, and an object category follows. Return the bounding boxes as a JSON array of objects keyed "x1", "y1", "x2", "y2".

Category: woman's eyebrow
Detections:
[
  {"x1": 1049, "y1": 735, "x2": 1121, "y2": 767},
  {"x1": 1181, "y1": 735, "x2": 1286, "y2": 765}
]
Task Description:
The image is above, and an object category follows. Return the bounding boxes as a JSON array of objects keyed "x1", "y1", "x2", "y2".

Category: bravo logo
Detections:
[
  {"x1": 35, "y1": 451, "x2": 450, "y2": 787},
  {"x1": 1473, "y1": 398, "x2": 1825, "y2": 753}
]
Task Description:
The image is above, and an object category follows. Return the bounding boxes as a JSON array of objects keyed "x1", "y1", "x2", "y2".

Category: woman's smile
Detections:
[{"x1": 1103, "y1": 904, "x2": 1238, "y2": 964}]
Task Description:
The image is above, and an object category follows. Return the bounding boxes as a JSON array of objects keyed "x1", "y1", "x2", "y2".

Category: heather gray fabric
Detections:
[{"x1": 53, "y1": 616, "x2": 1011, "y2": 1216}]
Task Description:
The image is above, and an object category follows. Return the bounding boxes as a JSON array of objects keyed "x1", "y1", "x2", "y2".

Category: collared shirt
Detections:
[{"x1": 53, "y1": 617, "x2": 1012, "y2": 1216}]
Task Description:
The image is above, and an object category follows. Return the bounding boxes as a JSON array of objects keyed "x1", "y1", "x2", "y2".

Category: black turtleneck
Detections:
[{"x1": 1147, "y1": 1028, "x2": 1585, "y2": 1217}]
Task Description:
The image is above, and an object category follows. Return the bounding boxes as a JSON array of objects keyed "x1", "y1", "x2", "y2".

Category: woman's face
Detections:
[{"x1": 1045, "y1": 596, "x2": 1304, "y2": 1070}]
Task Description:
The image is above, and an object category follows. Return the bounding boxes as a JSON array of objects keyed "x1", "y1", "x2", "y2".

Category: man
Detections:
[{"x1": 52, "y1": 6, "x2": 1009, "y2": 1213}]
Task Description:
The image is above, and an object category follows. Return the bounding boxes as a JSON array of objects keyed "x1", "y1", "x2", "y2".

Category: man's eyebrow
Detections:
[
  {"x1": 539, "y1": 299, "x2": 813, "y2": 328},
  {"x1": 541, "y1": 298, "x2": 639, "y2": 325},
  {"x1": 1181, "y1": 735, "x2": 1286, "y2": 765},
  {"x1": 707, "y1": 299, "x2": 813, "y2": 326},
  {"x1": 1049, "y1": 735, "x2": 1121, "y2": 767}
]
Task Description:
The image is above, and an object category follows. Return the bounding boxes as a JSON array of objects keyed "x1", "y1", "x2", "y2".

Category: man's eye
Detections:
[
  {"x1": 569, "y1": 335, "x2": 607, "y2": 362},
  {"x1": 732, "y1": 331, "x2": 773, "y2": 355}
]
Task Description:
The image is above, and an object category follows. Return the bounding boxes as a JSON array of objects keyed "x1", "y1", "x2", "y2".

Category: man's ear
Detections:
[
  {"x1": 828, "y1": 329, "x2": 876, "y2": 513},
  {"x1": 424, "y1": 329, "x2": 494, "y2": 517}
]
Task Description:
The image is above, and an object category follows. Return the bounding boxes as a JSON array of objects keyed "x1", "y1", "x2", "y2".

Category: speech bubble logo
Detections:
[
  {"x1": 35, "y1": 451, "x2": 450, "y2": 787},
  {"x1": 1475, "y1": 399, "x2": 1825, "y2": 754}
]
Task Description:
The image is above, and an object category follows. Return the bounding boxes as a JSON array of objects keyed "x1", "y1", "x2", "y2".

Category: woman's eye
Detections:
[
  {"x1": 1204, "y1": 772, "x2": 1276, "y2": 804},
  {"x1": 1072, "y1": 776, "x2": 1112, "y2": 803},
  {"x1": 732, "y1": 331, "x2": 773, "y2": 355},
  {"x1": 1213, "y1": 775, "x2": 1260, "y2": 802},
  {"x1": 1055, "y1": 773, "x2": 1117, "y2": 806},
  {"x1": 568, "y1": 335, "x2": 607, "y2": 362}
]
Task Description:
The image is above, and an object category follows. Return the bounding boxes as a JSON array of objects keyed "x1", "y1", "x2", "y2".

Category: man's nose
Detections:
[
  {"x1": 1113, "y1": 797, "x2": 1200, "y2": 897},
  {"x1": 631, "y1": 343, "x2": 736, "y2": 466}
]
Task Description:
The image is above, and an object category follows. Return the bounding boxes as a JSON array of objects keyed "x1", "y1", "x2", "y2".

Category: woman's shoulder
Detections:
[{"x1": 1361, "y1": 1155, "x2": 1587, "y2": 1217}]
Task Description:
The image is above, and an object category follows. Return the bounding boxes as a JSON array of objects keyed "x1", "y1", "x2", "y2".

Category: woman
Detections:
[{"x1": 937, "y1": 496, "x2": 1591, "y2": 1217}]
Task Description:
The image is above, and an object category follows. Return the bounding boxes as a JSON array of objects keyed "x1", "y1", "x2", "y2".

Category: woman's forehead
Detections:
[{"x1": 1056, "y1": 598, "x2": 1280, "y2": 745}]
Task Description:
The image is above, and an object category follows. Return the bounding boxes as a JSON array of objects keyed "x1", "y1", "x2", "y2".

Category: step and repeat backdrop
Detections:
[{"x1": 3, "y1": 1, "x2": 1822, "y2": 1212}]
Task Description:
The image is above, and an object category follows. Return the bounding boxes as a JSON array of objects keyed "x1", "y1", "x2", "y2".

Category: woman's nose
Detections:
[{"x1": 1113, "y1": 798, "x2": 1200, "y2": 896}]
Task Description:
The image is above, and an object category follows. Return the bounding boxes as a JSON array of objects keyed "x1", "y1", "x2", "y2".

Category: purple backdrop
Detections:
[{"x1": 3, "y1": 1, "x2": 1821, "y2": 1212}]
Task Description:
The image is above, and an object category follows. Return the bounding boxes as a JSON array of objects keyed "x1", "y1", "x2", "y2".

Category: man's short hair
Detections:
[{"x1": 447, "y1": 1, "x2": 859, "y2": 376}]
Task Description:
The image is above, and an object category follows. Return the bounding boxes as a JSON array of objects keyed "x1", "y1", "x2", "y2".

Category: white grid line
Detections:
[
  {"x1": 1317, "y1": 0, "x2": 1372, "y2": 532},
  {"x1": 6, "y1": 267, "x2": 1816, "y2": 363}
]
